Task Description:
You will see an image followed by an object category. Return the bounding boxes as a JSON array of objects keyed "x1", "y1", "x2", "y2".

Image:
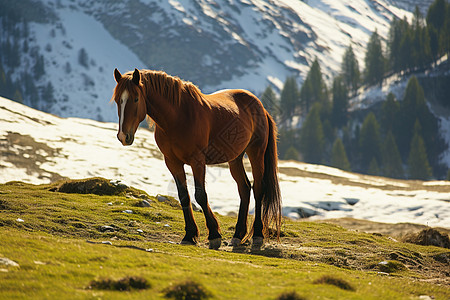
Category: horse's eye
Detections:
[{"x1": 134, "y1": 98, "x2": 138, "y2": 103}]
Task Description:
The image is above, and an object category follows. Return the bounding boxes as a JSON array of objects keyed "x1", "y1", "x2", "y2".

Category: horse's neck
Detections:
[{"x1": 146, "y1": 94, "x2": 180, "y2": 133}]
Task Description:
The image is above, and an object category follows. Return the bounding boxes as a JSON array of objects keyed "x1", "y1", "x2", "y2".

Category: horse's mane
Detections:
[{"x1": 139, "y1": 70, "x2": 204, "y2": 106}]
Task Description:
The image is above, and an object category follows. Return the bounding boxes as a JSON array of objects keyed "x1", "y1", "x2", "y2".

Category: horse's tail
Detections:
[{"x1": 261, "y1": 113, "x2": 282, "y2": 240}]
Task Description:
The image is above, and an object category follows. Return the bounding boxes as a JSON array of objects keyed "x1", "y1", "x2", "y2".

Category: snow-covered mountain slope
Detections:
[
  {"x1": 1, "y1": 96, "x2": 449, "y2": 228},
  {"x1": 2, "y1": 0, "x2": 413, "y2": 121}
]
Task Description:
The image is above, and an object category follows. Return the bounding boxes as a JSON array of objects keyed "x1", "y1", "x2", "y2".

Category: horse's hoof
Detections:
[
  {"x1": 209, "y1": 238, "x2": 221, "y2": 250},
  {"x1": 230, "y1": 238, "x2": 241, "y2": 247},
  {"x1": 180, "y1": 240, "x2": 196, "y2": 246},
  {"x1": 252, "y1": 237, "x2": 264, "y2": 249}
]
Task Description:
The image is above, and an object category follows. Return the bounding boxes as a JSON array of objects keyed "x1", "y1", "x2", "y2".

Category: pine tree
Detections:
[
  {"x1": 382, "y1": 131, "x2": 404, "y2": 179},
  {"x1": 41, "y1": 82, "x2": 55, "y2": 112},
  {"x1": 300, "y1": 104, "x2": 324, "y2": 164},
  {"x1": 408, "y1": 128, "x2": 432, "y2": 180},
  {"x1": 341, "y1": 44, "x2": 360, "y2": 95},
  {"x1": 278, "y1": 128, "x2": 298, "y2": 159},
  {"x1": 427, "y1": 0, "x2": 449, "y2": 56},
  {"x1": 300, "y1": 58, "x2": 328, "y2": 114},
  {"x1": 359, "y1": 112, "x2": 382, "y2": 172},
  {"x1": 280, "y1": 76, "x2": 299, "y2": 121},
  {"x1": 428, "y1": 24, "x2": 440, "y2": 61},
  {"x1": 427, "y1": 0, "x2": 447, "y2": 34},
  {"x1": 442, "y1": 2, "x2": 450, "y2": 56},
  {"x1": 388, "y1": 17, "x2": 403, "y2": 72},
  {"x1": 396, "y1": 76, "x2": 436, "y2": 158},
  {"x1": 78, "y1": 48, "x2": 89, "y2": 68},
  {"x1": 400, "y1": 26, "x2": 415, "y2": 70},
  {"x1": 284, "y1": 146, "x2": 300, "y2": 161},
  {"x1": 331, "y1": 76, "x2": 348, "y2": 128},
  {"x1": 13, "y1": 89, "x2": 23, "y2": 103},
  {"x1": 260, "y1": 86, "x2": 280, "y2": 120},
  {"x1": 411, "y1": 7, "x2": 432, "y2": 69},
  {"x1": 33, "y1": 54, "x2": 45, "y2": 80},
  {"x1": 0, "y1": 62, "x2": 6, "y2": 93},
  {"x1": 331, "y1": 138, "x2": 351, "y2": 171},
  {"x1": 364, "y1": 30, "x2": 385, "y2": 85},
  {"x1": 381, "y1": 93, "x2": 399, "y2": 134},
  {"x1": 367, "y1": 157, "x2": 380, "y2": 176}
]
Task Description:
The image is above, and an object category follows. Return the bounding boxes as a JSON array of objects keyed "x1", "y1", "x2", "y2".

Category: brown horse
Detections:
[{"x1": 112, "y1": 68, "x2": 281, "y2": 249}]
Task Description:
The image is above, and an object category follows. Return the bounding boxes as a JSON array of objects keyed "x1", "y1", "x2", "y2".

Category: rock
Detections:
[
  {"x1": 137, "y1": 229, "x2": 143, "y2": 233},
  {"x1": 344, "y1": 197, "x2": 359, "y2": 205},
  {"x1": 101, "y1": 241, "x2": 112, "y2": 245},
  {"x1": 106, "y1": 202, "x2": 113, "y2": 206},
  {"x1": 110, "y1": 179, "x2": 128, "y2": 189},
  {"x1": 287, "y1": 212, "x2": 300, "y2": 220},
  {"x1": 157, "y1": 195, "x2": 169, "y2": 202},
  {"x1": 99, "y1": 225, "x2": 115, "y2": 232},
  {"x1": 122, "y1": 210, "x2": 133, "y2": 214},
  {"x1": 140, "y1": 200, "x2": 151, "y2": 207},
  {"x1": 156, "y1": 195, "x2": 182, "y2": 209},
  {"x1": 0, "y1": 257, "x2": 19, "y2": 267},
  {"x1": 164, "y1": 224, "x2": 170, "y2": 228},
  {"x1": 419, "y1": 296, "x2": 434, "y2": 300},
  {"x1": 16, "y1": 218, "x2": 24, "y2": 222}
]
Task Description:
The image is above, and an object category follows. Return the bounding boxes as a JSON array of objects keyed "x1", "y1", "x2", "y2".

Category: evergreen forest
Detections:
[{"x1": 260, "y1": 0, "x2": 450, "y2": 180}]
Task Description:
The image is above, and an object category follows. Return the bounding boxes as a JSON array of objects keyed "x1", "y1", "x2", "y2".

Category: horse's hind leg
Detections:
[
  {"x1": 165, "y1": 158, "x2": 199, "y2": 245},
  {"x1": 228, "y1": 155, "x2": 251, "y2": 246},
  {"x1": 246, "y1": 147, "x2": 265, "y2": 247},
  {"x1": 191, "y1": 162, "x2": 222, "y2": 249}
]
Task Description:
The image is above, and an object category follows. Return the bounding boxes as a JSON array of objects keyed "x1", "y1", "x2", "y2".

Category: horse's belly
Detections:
[{"x1": 204, "y1": 129, "x2": 250, "y2": 164}]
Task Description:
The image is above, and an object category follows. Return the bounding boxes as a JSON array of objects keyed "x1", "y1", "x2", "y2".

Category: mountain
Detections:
[
  {"x1": 0, "y1": 0, "x2": 413, "y2": 121},
  {"x1": 1, "y1": 95, "x2": 450, "y2": 228}
]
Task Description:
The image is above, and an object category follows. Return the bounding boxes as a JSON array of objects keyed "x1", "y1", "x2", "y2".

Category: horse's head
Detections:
[{"x1": 112, "y1": 68, "x2": 147, "y2": 146}]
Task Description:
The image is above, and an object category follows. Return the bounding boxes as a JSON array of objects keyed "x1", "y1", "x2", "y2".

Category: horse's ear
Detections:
[
  {"x1": 132, "y1": 68, "x2": 140, "y2": 85},
  {"x1": 114, "y1": 68, "x2": 122, "y2": 83}
]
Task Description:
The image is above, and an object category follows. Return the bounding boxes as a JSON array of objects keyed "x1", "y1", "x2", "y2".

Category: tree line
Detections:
[
  {"x1": 0, "y1": 9, "x2": 56, "y2": 112},
  {"x1": 260, "y1": 0, "x2": 449, "y2": 180}
]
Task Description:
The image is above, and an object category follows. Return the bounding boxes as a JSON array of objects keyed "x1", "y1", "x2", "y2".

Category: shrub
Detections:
[
  {"x1": 164, "y1": 280, "x2": 212, "y2": 300},
  {"x1": 277, "y1": 291, "x2": 306, "y2": 300},
  {"x1": 89, "y1": 276, "x2": 150, "y2": 291},
  {"x1": 313, "y1": 275, "x2": 355, "y2": 291}
]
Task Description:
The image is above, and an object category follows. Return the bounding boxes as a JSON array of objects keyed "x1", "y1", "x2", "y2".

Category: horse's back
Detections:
[
  {"x1": 205, "y1": 89, "x2": 265, "y2": 115},
  {"x1": 201, "y1": 89, "x2": 269, "y2": 164}
]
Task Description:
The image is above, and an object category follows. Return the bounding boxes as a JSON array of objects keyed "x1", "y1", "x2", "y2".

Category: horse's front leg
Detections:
[
  {"x1": 165, "y1": 158, "x2": 199, "y2": 245},
  {"x1": 191, "y1": 162, "x2": 222, "y2": 249}
]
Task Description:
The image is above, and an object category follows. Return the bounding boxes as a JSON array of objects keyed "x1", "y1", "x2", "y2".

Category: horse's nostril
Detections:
[{"x1": 126, "y1": 134, "x2": 132, "y2": 144}]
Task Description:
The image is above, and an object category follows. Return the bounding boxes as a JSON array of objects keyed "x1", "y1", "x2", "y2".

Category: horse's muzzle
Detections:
[{"x1": 117, "y1": 132, "x2": 134, "y2": 146}]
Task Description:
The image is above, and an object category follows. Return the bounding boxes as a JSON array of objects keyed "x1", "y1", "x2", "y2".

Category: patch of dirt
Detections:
[
  {"x1": 404, "y1": 228, "x2": 450, "y2": 248},
  {"x1": 0, "y1": 132, "x2": 65, "y2": 182},
  {"x1": 324, "y1": 218, "x2": 450, "y2": 238}
]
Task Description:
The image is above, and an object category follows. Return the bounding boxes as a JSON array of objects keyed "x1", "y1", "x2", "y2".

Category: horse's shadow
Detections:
[{"x1": 230, "y1": 242, "x2": 284, "y2": 259}]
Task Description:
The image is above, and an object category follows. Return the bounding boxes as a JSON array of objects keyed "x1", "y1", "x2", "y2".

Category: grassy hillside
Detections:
[{"x1": 0, "y1": 178, "x2": 449, "y2": 299}]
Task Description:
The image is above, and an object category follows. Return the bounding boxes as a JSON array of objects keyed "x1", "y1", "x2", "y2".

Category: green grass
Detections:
[{"x1": 0, "y1": 179, "x2": 449, "y2": 299}]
